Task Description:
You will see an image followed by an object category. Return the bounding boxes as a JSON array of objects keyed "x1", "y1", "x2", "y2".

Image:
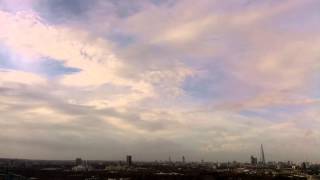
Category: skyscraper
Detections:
[
  {"x1": 126, "y1": 155, "x2": 132, "y2": 166},
  {"x1": 260, "y1": 144, "x2": 265, "y2": 165},
  {"x1": 182, "y1": 156, "x2": 185, "y2": 163},
  {"x1": 75, "y1": 158, "x2": 83, "y2": 166},
  {"x1": 250, "y1": 155, "x2": 257, "y2": 165}
]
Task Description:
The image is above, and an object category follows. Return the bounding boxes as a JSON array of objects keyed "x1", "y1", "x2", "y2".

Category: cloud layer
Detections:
[{"x1": 0, "y1": 0, "x2": 319, "y2": 162}]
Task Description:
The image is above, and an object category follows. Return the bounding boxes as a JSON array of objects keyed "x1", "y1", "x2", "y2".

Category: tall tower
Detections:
[
  {"x1": 182, "y1": 156, "x2": 185, "y2": 163},
  {"x1": 126, "y1": 155, "x2": 132, "y2": 166},
  {"x1": 260, "y1": 144, "x2": 265, "y2": 165}
]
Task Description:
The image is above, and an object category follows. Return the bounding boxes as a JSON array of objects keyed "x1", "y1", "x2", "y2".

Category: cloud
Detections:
[
  {"x1": 216, "y1": 92, "x2": 320, "y2": 112},
  {"x1": 0, "y1": 0, "x2": 320, "y2": 162},
  {"x1": 0, "y1": 68, "x2": 45, "y2": 85},
  {"x1": 0, "y1": 0, "x2": 36, "y2": 12}
]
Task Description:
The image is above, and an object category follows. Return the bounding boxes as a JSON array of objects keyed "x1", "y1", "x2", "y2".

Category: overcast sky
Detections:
[{"x1": 0, "y1": 0, "x2": 319, "y2": 162}]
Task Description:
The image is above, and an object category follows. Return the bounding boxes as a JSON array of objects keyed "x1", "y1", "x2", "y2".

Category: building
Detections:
[
  {"x1": 260, "y1": 144, "x2": 266, "y2": 165},
  {"x1": 250, "y1": 155, "x2": 257, "y2": 165},
  {"x1": 182, "y1": 156, "x2": 185, "y2": 163},
  {"x1": 75, "y1": 158, "x2": 83, "y2": 166},
  {"x1": 126, "y1": 155, "x2": 132, "y2": 166},
  {"x1": 72, "y1": 160, "x2": 92, "y2": 172}
]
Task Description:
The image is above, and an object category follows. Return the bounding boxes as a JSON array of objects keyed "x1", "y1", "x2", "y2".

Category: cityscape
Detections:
[
  {"x1": 1, "y1": 0, "x2": 320, "y2": 179},
  {"x1": 1, "y1": 145, "x2": 320, "y2": 180}
]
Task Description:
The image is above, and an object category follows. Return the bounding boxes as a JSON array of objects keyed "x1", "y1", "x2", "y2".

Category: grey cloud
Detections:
[
  {"x1": 35, "y1": 0, "x2": 147, "y2": 25},
  {"x1": 35, "y1": 0, "x2": 95, "y2": 24},
  {"x1": 0, "y1": 82, "x2": 178, "y2": 133},
  {"x1": 1, "y1": 81, "x2": 319, "y2": 161},
  {"x1": 1, "y1": 0, "x2": 320, "y2": 162},
  {"x1": 0, "y1": 80, "x2": 197, "y2": 160}
]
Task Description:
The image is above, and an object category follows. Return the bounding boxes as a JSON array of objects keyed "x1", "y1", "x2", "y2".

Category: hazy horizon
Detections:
[{"x1": 0, "y1": 0, "x2": 319, "y2": 163}]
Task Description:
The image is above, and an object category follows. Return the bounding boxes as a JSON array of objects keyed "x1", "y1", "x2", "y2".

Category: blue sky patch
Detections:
[
  {"x1": 0, "y1": 47, "x2": 80, "y2": 77},
  {"x1": 35, "y1": 58, "x2": 81, "y2": 77}
]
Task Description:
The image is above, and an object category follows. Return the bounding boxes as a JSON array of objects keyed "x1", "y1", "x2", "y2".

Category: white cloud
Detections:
[
  {"x1": 0, "y1": 0, "x2": 320, "y2": 161},
  {"x1": 0, "y1": 68, "x2": 45, "y2": 85}
]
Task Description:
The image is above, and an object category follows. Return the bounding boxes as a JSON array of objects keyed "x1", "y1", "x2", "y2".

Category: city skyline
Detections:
[
  {"x1": 0, "y1": 0, "x2": 320, "y2": 162},
  {"x1": 0, "y1": 144, "x2": 307, "y2": 164}
]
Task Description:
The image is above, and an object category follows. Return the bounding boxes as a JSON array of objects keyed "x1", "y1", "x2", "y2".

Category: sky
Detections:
[{"x1": 0, "y1": 0, "x2": 319, "y2": 163}]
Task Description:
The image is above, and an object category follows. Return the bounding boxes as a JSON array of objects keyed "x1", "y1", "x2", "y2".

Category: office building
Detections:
[{"x1": 126, "y1": 155, "x2": 132, "y2": 166}]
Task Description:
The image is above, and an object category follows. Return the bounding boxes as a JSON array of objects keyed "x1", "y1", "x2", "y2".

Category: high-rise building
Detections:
[
  {"x1": 75, "y1": 158, "x2": 83, "y2": 166},
  {"x1": 182, "y1": 156, "x2": 185, "y2": 163},
  {"x1": 126, "y1": 155, "x2": 132, "y2": 166},
  {"x1": 260, "y1": 144, "x2": 266, "y2": 165},
  {"x1": 250, "y1": 155, "x2": 257, "y2": 165}
]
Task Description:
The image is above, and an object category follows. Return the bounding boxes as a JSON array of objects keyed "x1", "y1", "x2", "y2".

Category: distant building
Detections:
[
  {"x1": 260, "y1": 144, "x2": 266, "y2": 165},
  {"x1": 72, "y1": 165, "x2": 87, "y2": 172},
  {"x1": 126, "y1": 155, "x2": 132, "y2": 166},
  {"x1": 182, "y1": 156, "x2": 185, "y2": 163},
  {"x1": 250, "y1": 155, "x2": 257, "y2": 165},
  {"x1": 301, "y1": 162, "x2": 310, "y2": 171},
  {"x1": 72, "y1": 159, "x2": 92, "y2": 172},
  {"x1": 75, "y1": 158, "x2": 83, "y2": 166}
]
